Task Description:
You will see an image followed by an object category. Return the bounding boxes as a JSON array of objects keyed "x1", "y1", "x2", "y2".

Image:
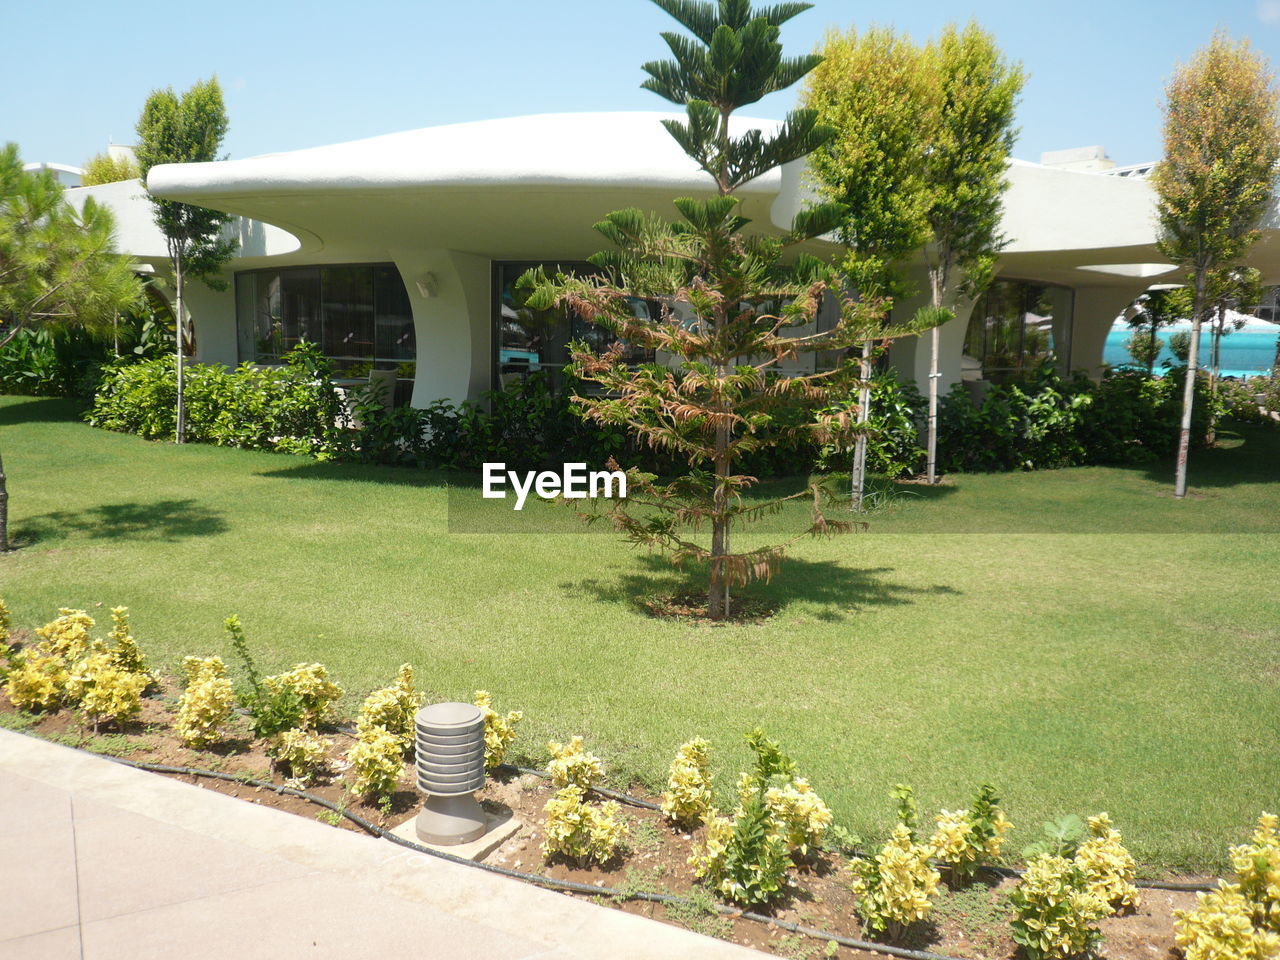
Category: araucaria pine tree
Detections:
[
  {"x1": 524, "y1": 0, "x2": 882, "y2": 619},
  {"x1": 135, "y1": 77, "x2": 238, "y2": 444},
  {"x1": 1153, "y1": 33, "x2": 1280, "y2": 498}
]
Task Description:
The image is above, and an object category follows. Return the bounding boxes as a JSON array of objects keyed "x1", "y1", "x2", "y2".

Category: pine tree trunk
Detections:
[
  {"x1": 926, "y1": 268, "x2": 944, "y2": 484},
  {"x1": 1174, "y1": 278, "x2": 1206, "y2": 500},
  {"x1": 0, "y1": 445, "x2": 8, "y2": 552},
  {"x1": 175, "y1": 260, "x2": 186, "y2": 444},
  {"x1": 708, "y1": 425, "x2": 729, "y2": 620},
  {"x1": 850, "y1": 340, "x2": 872, "y2": 510}
]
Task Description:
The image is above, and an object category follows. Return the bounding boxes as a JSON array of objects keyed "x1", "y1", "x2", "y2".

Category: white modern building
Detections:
[{"x1": 62, "y1": 112, "x2": 1280, "y2": 409}]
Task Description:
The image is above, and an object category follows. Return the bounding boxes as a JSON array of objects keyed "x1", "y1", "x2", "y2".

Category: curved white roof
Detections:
[{"x1": 148, "y1": 112, "x2": 784, "y2": 198}]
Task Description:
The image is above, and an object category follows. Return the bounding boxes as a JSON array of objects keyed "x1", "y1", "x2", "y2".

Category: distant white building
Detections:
[
  {"x1": 23, "y1": 161, "x2": 84, "y2": 188},
  {"x1": 59, "y1": 112, "x2": 1280, "y2": 409}
]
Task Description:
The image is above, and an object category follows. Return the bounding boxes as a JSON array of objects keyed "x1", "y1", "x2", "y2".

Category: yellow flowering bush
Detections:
[
  {"x1": 1075, "y1": 813, "x2": 1140, "y2": 914},
  {"x1": 547, "y1": 735, "x2": 603, "y2": 790},
  {"x1": 541, "y1": 784, "x2": 626, "y2": 865},
  {"x1": 69, "y1": 650, "x2": 147, "y2": 729},
  {"x1": 1175, "y1": 883, "x2": 1280, "y2": 960},
  {"x1": 474, "y1": 690, "x2": 522, "y2": 771},
  {"x1": 176, "y1": 656, "x2": 236, "y2": 748},
  {"x1": 929, "y1": 784, "x2": 1013, "y2": 883},
  {"x1": 763, "y1": 777, "x2": 834, "y2": 857},
  {"x1": 269, "y1": 728, "x2": 332, "y2": 784},
  {"x1": 105, "y1": 607, "x2": 151, "y2": 682},
  {"x1": 33, "y1": 609, "x2": 95, "y2": 662},
  {"x1": 1232, "y1": 813, "x2": 1280, "y2": 933},
  {"x1": 691, "y1": 799, "x2": 793, "y2": 906},
  {"x1": 263, "y1": 663, "x2": 343, "y2": 728},
  {"x1": 357, "y1": 664, "x2": 421, "y2": 750},
  {"x1": 1009, "y1": 853, "x2": 1109, "y2": 960},
  {"x1": 849, "y1": 824, "x2": 941, "y2": 939},
  {"x1": 346, "y1": 725, "x2": 405, "y2": 801},
  {"x1": 4, "y1": 652, "x2": 68, "y2": 711},
  {"x1": 661, "y1": 737, "x2": 715, "y2": 828}
]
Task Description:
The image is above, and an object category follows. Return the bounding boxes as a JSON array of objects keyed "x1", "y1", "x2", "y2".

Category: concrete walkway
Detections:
[{"x1": 0, "y1": 729, "x2": 761, "y2": 960}]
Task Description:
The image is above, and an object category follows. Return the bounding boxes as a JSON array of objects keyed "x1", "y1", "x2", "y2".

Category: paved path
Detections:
[{"x1": 0, "y1": 729, "x2": 760, "y2": 959}]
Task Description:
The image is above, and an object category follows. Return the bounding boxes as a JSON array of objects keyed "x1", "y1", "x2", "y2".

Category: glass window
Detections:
[
  {"x1": 493, "y1": 262, "x2": 656, "y2": 391},
  {"x1": 234, "y1": 263, "x2": 416, "y2": 405},
  {"x1": 964, "y1": 279, "x2": 1074, "y2": 381}
]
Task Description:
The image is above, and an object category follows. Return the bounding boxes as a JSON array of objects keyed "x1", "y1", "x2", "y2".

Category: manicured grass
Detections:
[{"x1": 2, "y1": 394, "x2": 1278, "y2": 869}]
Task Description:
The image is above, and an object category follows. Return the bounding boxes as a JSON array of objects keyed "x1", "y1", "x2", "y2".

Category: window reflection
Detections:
[
  {"x1": 494, "y1": 262, "x2": 657, "y2": 390},
  {"x1": 234, "y1": 263, "x2": 416, "y2": 405},
  {"x1": 964, "y1": 280, "x2": 1073, "y2": 382}
]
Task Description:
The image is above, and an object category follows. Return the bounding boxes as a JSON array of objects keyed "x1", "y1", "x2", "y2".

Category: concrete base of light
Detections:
[
  {"x1": 391, "y1": 805, "x2": 522, "y2": 863},
  {"x1": 414, "y1": 792, "x2": 487, "y2": 845}
]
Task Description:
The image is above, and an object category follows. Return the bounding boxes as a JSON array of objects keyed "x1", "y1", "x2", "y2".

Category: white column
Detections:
[{"x1": 1070, "y1": 282, "x2": 1154, "y2": 379}]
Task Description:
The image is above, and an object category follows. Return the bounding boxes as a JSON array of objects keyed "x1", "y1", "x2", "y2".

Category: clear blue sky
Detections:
[{"x1": 5, "y1": 0, "x2": 1279, "y2": 169}]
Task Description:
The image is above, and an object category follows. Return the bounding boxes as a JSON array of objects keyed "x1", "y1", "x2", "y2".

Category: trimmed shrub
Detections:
[
  {"x1": 474, "y1": 690, "x2": 522, "y2": 772},
  {"x1": 848, "y1": 824, "x2": 940, "y2": 938},
  {"x1": 357, "y1": 664, "x2": 421, "y2": 750},
  {"x1": 176, "y1": 656, "x2": 236, "y2": 748},
  {"x1": 346, "y1": 726, "x2": 405, "y2": 802},
  {"x1": 661, "y1": 737, "x2": 715, "y2": 829},
  {"x1": 541, "y1": 784, "x2": 626, "y2": 865},
  {"x1": 1009, "y1": 854, "x2": 1109, "y2": 960},
  {"x1": 547, "y1": 735, "x2": 604, "y2": 790}
]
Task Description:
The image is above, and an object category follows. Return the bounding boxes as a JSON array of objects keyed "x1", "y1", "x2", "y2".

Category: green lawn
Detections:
[{"x1": 2, "y1": 394, "x2": 1278, "y2": 870}]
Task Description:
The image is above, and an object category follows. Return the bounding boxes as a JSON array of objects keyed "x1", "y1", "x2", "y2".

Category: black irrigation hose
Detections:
[
  {"x1": 102, "y1": 755, "x2": 973, "y2": 960},
  {"x1": 506, "y1": 764, "x2": 664, "y2": 812}
]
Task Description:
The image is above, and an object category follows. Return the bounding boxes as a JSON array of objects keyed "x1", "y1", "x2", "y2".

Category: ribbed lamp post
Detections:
[{"x1": 413, "y1": 702, "x2": 488, "y2": 844}]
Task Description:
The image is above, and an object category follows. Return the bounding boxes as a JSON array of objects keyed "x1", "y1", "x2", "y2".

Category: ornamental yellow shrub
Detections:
[
  {"x1": 1232, "y1": 813, "x2": 1280, "y2": 933},
  {"x1": 269, "y1": 728, "x2": 331, "y2": 784},
  {"x1": 1175, "y1": 883, "x2": 1280, "y2": 960},
  {"x1": 358, "y1": 664, "x2": 421, "y2": 750},
  {"x1": 1009, "y1": 854, "x2": 1109, "y2": 960},
  {"x1": 0, "y1": 597, "x2": 11, "y2": 646},
  {"x1": 541, "y1": 784, "x2": 626, "y2": 865},
  {"x1": 763, "y1": 777, "x2": 833, "y2": 857},
  {"x1": 929, "y1": 784, "x2": 1013, "y2": 883},
  {"x1": 475, "y1": 690, "x2": 522, "y2": 772},
  {"x1": 849, "y1": 824, "x2": 940, "y2": 937},
  {"x1": 105, "y1": 607, "x2": 151, "y2": 681},
  {"x1": 547, "y1": 735, "x2": 603, "y2": 790},
  {"x1": 5, "y1": 653, "x2": 68, "y2": 711},
  {"x1": 69, "y1": 651, "x2": 147, "y2": 729},
  {"x1": 1075, "y1": 813, "x2": 1140, "y2": 914},
  {"x1": 176, "y1": 656, "x2": 236, "y2": 748},
  {"x1": 346, "y1": 725, "x2": 405, "y2": 801},
  {"x1": 661, "y1": 737, "x2": 715, "y2": 828},
  {"x1": 33, "y1": 609, "x2": 95, "y2": 662},
  {"x1": 263, "y1": 663, "x2": 343, "y2": 728}
]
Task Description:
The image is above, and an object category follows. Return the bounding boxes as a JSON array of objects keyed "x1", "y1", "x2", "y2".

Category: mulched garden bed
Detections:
[{"x1": 0, "y1": 683, "x2": 1206, "y2": 960}]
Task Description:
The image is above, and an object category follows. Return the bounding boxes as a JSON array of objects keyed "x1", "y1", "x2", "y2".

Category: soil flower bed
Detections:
[{"x1": 0, "y1": 682, "x2": 1212, "y2": 960}]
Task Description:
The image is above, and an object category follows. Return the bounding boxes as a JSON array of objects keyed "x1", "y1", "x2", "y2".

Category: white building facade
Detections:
[{"x1": 64, "y1": 112, "x2": 1280, "y2": 409}]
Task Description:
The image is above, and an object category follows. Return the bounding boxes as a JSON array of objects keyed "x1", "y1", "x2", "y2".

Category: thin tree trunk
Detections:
[
  {"x1": 0, "y1": 446, "x2": 8, "y2": 552},
  {"x1": 708, "y1": 424, "x2": 729, "y2": 620},
  {"x1": 926, "y1": 267, "x2": 945, "y2": 484},
  {"x1": 1174, "y1": 279, "x2": 1206, "y2": 499},
  {"x1": 850, "y1": 339, "x2": 872, "y2": 510},
  {"x1": 174, "y1": 260, "x2": 186, "y2": 444},
  {"x1": 1148, "y1": 315, "x2": 1158, "y2": 375},
  {"x1": 1207, "y1": 304, "x2": 1224, "y2": 445}
]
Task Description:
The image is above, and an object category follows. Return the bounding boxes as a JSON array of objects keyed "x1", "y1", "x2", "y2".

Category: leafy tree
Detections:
[
  {"x1": 524, "y1": 0, "x2": 882, "y2": 619},
  {"x1": 1168, "y1": 330, "x2": 1193, "y2": 365},
  {"x1": 919, "y1": 23, "x2": 1025, "y2": 483},
  {"x1": 1125, "y1": 287, "x2": 1188, "y2": 374},
  {"x1": 0, "y1": 144, "x2": 142, "y2": 549},
  {"x1": 803, "y1": 26, "x2": 946, "y2": 507},
  {"x1": 1204, "y1": 266, "x2": 1262, "y2": 442},
  {"x1": 1152, "y1": 32, "x2": 1280, "y2": 498},
  {"x1": 1125, "y1": 330, "x2": 1162, "y2": 370},
  {"x1": 135, "y1": 77, "x2": 237, "y2": 443},
  {"x1": 81, "y1": 152, "x2": 140, "y2": 187}
]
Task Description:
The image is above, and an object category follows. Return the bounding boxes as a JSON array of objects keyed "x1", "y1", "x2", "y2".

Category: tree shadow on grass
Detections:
[
  {"x1": 15, "y1": 499, "x2": 228, "y2": 547},
  {"x1": 1136, "y1": 424, "x2": 1280, "y2": 490},
  {"x1": 0, "y1": 396, "x2": 84, "y2": 426},
  {"x1": 560, "y1": 554, "x2": 960, "y2": 623}
]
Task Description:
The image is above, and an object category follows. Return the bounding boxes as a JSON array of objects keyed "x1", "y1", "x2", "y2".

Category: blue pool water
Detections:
[{"x1": 1103, "y1": 326, "x2": 1280, "y2": 378}]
